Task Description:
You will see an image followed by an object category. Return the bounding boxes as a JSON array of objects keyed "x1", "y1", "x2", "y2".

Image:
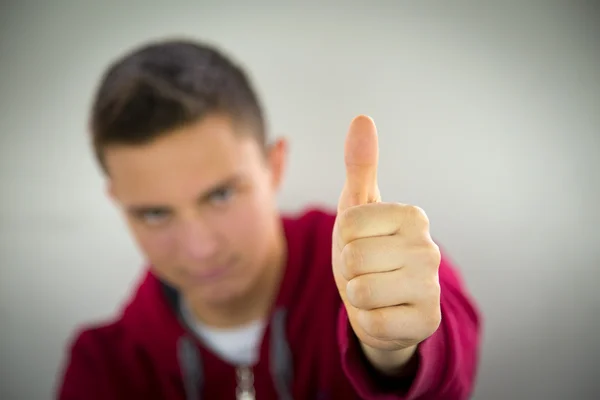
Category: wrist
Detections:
[{"x1": 360, "y1": 343, "x2": 419, "y2": 377}]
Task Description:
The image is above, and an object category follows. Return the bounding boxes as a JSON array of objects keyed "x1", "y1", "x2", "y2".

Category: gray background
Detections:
[{"x1": 1, "y1": 1, "x2": 599, "y2": 399}]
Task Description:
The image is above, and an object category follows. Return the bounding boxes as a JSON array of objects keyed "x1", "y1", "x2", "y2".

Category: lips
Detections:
[{"x1": 187, "y1": 259, "x2": 235, "y2": 284}]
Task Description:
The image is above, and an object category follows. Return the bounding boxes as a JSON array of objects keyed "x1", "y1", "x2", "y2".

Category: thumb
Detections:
[{"x1": 338, "y1": 115, "x2": 381, "y2": 213}]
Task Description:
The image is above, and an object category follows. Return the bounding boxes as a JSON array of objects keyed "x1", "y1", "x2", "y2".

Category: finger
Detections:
[
  {"x1": 340, "y1": 235, "x2": 439, "y2": 280},
  {"x1": 340, "y1": 235, "x2": 405, "y2": 279},
  {"x1": 337, "y1": 202, "x2": 431, "y2": 246},
  {"x1": 355, "y1": 304, "x2": 441, "y2": 343},
  {"x1": 338, "y1": 115, "x2": 381, "y2": 213},
  {"x1": 345, "y1": 268, "x2": 440, "y2": 310}
]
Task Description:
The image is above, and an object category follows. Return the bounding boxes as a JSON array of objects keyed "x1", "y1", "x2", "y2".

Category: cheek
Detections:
[
  {"x1": 223, "y1": 194, "x2": 275, "y2": 251},
  {"x1": 131, "y1": 224, "x2": 178, "y2": 266},
  {"x1": 220, "y1": 207, "x2": 262, "y2": 244}
]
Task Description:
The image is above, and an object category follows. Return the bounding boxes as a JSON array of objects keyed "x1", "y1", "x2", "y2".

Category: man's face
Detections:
[{"x1": 104, "y1": 115, "x2": 286, "y2": 305}]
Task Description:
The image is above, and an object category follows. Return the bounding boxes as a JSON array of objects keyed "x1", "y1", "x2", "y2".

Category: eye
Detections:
[
  {"x1": 208, "y1": 186, "x2": 235, "y2": 206},
  {"x1": 138, "y1": 209, "x2": 171, "y2": 226}
]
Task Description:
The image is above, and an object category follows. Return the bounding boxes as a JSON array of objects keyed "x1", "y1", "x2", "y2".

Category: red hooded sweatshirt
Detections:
[{"x1": 57, "y1": 208, "x2": 481, "y2": 399}]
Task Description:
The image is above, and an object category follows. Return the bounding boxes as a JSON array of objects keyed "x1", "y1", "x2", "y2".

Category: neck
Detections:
[{"x1": 185, "y1": 221, "x2": 287, "y2": 329}]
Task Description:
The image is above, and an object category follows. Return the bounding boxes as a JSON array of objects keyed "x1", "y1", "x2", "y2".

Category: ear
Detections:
[
  {"x1": 266, "y1": 137, "x2": 288, "y2": 190},
  {"x1": 106, "y1": 180, "x2": 118, "y2": 203}
]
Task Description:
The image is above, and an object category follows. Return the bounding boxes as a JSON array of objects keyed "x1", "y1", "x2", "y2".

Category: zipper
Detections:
[{"x1": 236, "y1": 365, "x2": 256, "y2": 400}]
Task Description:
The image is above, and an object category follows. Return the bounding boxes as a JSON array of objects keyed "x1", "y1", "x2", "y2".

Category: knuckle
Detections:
[
  {"x1": 346, "y1": 276, "x2": 372, "y2": 309},
  {"x1": 423, "y1": 277, "x2": 441, "y2": 301},
  {"x1": 359, "y1": 309, "x2": 389, "y2": 339},
  {"x1": 405, "y1": 205, "x2": 430, "y2": 231},
  {"x1": 389, "y1": 202, "x2": 406, "y2": 223},
  {"x1": 337, "y1": 206, "x2": 362, "y2": 243},
  {"x1": 420, "y1": 280, "x2": 442, "y2": 334},
  {"x1": 421, "y1": 243, "x2": 441, "y2": 270},
  {"x1": 424, "y1": 306, "x2": 442, "y2": 334},
  {"x1": 341, "y1": 242, "x2": 363, "y2": 279}
]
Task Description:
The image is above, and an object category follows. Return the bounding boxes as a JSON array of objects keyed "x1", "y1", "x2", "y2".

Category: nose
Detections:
[{"x1": 176, "y1": 217, "x2": 220, "y2": 262}]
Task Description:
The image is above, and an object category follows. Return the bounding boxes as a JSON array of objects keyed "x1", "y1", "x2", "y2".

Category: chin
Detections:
[{"x1": 191, "y1": 278, "x2": 249, "y2": 305}]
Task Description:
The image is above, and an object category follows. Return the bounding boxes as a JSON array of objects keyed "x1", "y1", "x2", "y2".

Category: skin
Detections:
[
  {"x1": 104, "y1": 112, "x2": 441, "y2": 375},
  {"x1": 334, "y1": 115, "x2": 442, "y2": 374}
]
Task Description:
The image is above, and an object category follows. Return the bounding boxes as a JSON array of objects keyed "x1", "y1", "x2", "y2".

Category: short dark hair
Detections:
[{"x1": 89, "y1": 38, "x2": 266, "y2": 172}]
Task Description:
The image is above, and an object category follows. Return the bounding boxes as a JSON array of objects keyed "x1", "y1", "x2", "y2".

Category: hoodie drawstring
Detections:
[
  {"x1": 177, "y1": 307, "x2": 293, "y2": 400},
  {"x1": 270, "y1": 308, "x2": 293, "y2": 400},
  {"x1": 178, "y1": 336, "x2": 203, "y2": 400}
]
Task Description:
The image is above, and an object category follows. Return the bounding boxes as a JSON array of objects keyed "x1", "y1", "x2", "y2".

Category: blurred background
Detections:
[{"x1": 1, "y1": 1, "x2": 599, "y2": 399}]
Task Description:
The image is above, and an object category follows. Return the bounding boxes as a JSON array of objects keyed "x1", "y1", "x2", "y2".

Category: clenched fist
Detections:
[{"x1": 332, "y1": 115, "x2": 442, "y2": 372}]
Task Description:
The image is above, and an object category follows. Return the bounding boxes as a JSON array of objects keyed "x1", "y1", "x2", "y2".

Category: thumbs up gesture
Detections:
[{"x1": 332, "y1": 116, "x2": 442, "y2": 373}]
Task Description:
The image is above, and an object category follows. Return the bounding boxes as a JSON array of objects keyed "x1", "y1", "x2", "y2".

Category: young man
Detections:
[{"x1": 57, "y1": 39, "x2": 481, "y2": 399}]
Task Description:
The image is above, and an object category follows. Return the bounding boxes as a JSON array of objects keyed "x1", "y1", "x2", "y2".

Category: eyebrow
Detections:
[{"x1": 126, "y1": 173, "x2": 243, "y2": 215}]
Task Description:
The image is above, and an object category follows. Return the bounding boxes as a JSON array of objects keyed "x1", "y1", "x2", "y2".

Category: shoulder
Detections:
[
  {"x1": 278, "y1": 207, "x2": 344, "y2": 351},
  {"x1": 278, "y1": 206, "x2": 340, "y2": 301},
  {"x1": 58, "y1": 317, "x2": 161, "y2": 399},
  {"x1": 56, "y1": 319, "x2": 127, "y2": 398},
  {"x1": 66, "y1": 320, "x2": 125, "y2": 359},
  {"x1": 281, "y1": 206, "x2": 337, "y2": 238},
  {"x1": 281, "y1": 206, "x2": 337, "y2": 264}
]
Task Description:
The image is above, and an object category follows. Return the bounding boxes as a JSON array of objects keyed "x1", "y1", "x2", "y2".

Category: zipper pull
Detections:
[{"x1": 236, "y1": 365, "x2": 256, "y2": 400}]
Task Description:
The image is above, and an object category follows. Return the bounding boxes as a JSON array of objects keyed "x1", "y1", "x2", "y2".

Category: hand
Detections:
[{"x1": 332, "y1": 115, "x2": 442, "y2": 372}]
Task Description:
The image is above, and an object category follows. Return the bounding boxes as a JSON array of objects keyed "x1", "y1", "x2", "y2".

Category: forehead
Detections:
[{"x1": 104, "y1": 115, "x2": 261, "y2": 204}]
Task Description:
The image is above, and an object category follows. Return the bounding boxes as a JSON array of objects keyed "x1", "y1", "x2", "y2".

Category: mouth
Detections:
[{"x1": 187, "y1": 259, "x2": 235, "y2": 284}]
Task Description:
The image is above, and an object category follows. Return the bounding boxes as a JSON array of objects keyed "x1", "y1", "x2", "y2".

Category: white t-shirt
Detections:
[{"x1": 180, "y1": 300, "x2": 266, "y2": 366}]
